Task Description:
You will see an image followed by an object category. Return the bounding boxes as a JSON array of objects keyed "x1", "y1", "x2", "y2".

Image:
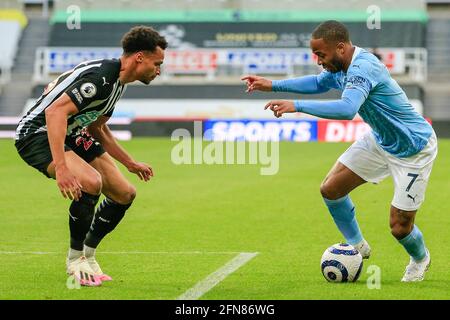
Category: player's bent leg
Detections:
[
  {"x1": 320, "y1": 161, "x2": 366, "y2": 200},
  {"x1": 388, "y1": 148, "x2": 435, "y2": 281},
  {"x1": 47, "y1": 151, "x2": 102, "y2": 252},
  {"x1": 47, "y1": 151, "x2": 103, "y2": 196},
  {"x1": 47, "y1": 151, "x2": 103, "y2": 285},
  {"x1": 319, "y1": 161, "x2": 371, "y2": 257},
  {"x1": 390, "y1": 206, "x2": 430, "y2": 282},
  {"x1": 82, "y1": 153, "x2": 137, "y2": 281},
  {"x1": 47, "y1": 152, "x2": 103, "y2": 250}
]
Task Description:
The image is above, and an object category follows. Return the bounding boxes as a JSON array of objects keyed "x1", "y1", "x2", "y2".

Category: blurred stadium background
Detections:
[{"x1": 0, "y1": 0, "x2": 449, "y2": 141}]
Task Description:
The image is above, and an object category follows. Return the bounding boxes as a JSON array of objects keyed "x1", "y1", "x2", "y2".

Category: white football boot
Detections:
[
  {"x1": 66, "y1": 256, "x2": 102, "y2": 286},
  {"x1": 354, "y1": 239, "x2": 371, "y2": 259},
  {"x1": 401, "y1": 249, "x2": 431, "y2": 282},
  {"x1": 86, "y1": 256, "x2": 113, "y2": 282}
]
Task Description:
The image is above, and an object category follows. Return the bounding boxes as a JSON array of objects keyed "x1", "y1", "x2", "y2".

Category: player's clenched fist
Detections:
[
  {"x1": 241, "y1": 75, "x2": 273, "y2": 93},
  {"x1": 264, "y1": 100, "x2": 296, "y2": 118}
]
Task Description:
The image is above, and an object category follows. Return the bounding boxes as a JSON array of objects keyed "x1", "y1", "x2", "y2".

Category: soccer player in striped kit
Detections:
[{"x1": 15, "y1": 26, "x2": 167, "y2": 286}]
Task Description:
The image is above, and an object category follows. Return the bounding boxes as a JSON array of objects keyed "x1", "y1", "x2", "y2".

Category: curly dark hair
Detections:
[
  {"x1": 121, "y1": 26, "x2": 168, "y2": 55},
  {"x1": 312, "y1": 20, "x2": 350, "y2": 43}
]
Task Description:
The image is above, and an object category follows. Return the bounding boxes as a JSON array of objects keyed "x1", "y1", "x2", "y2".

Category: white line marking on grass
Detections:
[
  {"x1": 0, "y1": 251, "x2": 58, "y2": 255},
  {"x1": 176, "y1": 252, "x2": 259, "y2": 300},
  {"x1": 0, "y1": 251, "x2": 243, "y2": 255},
  {"x1": 101, "y1": 251, "x2": 243, "y2": 255}
]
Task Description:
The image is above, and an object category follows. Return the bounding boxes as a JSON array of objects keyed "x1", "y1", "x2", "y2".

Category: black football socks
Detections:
[
  {"x1": 84, "y1": 197, "x2": 132, "y2": 249},
  {"x1": 69, "y1": 192, "x2": 100, "y2": 251}
]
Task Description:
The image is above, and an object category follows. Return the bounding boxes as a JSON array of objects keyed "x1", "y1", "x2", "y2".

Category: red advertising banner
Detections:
[
  {"x1": 317, "y1": 118, "x2": 431, "y2": 142},
  {"x1": 318, "y1": 120, "x2": 371, "y2": 142},
  {"x1": 164, "y1": 50, "x2": 217, "y2": 73}
]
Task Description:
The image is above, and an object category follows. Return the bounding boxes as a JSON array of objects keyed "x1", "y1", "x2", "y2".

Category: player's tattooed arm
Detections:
[{"x1": 88, "y1": 116, "x2": 154, "y2": 181}]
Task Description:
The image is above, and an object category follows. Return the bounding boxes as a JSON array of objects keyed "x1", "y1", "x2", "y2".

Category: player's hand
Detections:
[
  {"x1": 241, "y1": 75, "x2": 272, "y2": 93},
  {"x1": 55, "y1": 165, "x2": 83, "y2": 201},
  {"x1": 127, "y1": 161, "x2": 154, "y2": 182},
  {"x1": 264, "y1": 100, "x2": 296, "y2": 118}
]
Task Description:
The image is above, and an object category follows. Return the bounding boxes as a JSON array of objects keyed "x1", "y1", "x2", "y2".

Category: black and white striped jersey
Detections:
[{"x1": 15, "y1": 59, "x2": 126, "y2": 141}]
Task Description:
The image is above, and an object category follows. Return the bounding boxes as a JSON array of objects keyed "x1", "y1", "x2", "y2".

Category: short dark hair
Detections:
[
  {"x1": 312, "y1": 20, "x2": 350, "y2": 43},
  {"x1": 121, "y1": 26, "x2": 168, "y2": 54}
]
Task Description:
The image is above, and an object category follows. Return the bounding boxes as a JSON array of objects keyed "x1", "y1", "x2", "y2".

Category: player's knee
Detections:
[
  {"x1": 115, "y1": 184, "x2": 136, "y2": 205},
  {"x1": 127, "y1": 184, "x2": 137, "y2": 203},
  {"x1": 84, "y1": 171, "x2": 102, "y2": 195},
  {"x1": 320, "y1": 182, "x2": 339, "y2": 200}
]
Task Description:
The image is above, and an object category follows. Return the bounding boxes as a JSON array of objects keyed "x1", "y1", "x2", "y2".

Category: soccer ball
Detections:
[{"x1": 320, "y1": 243, "x2": 363, "y2": 282}]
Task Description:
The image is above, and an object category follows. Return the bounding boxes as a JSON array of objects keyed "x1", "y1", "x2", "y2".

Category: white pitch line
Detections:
[
  {"x1": 0, "y1": 251, "x2": 58, "y2": 255},
  {"x1": 101, "y1": 251, "x2": 242, "y2": 255},
  {"x1": 0, "y1": 251, "x2": 244, "y2": 255},
  {"x1": 177, "y1": 252, "x2": 259, "y2": 300}
]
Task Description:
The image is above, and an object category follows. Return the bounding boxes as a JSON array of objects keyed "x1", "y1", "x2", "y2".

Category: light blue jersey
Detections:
[
  {"x1": 321, "y1": 47, "x2": 432, "y2": 158},
  {"x1": 273, "y1": 47, "x2": 433, "y2": 158}
]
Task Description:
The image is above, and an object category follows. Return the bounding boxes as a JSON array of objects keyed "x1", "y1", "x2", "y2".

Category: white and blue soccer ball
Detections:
[{"x1": 320, "y1": 243, "x2": 363, "y2": 283}]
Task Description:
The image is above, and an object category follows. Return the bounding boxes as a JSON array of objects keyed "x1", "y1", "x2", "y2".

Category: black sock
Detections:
[
  {"x1": 84, "y1": 198, "x2": 132, "y2": 249},
  {"x1": 69, "y1": 192, "x2": 100, "y2": 251}
]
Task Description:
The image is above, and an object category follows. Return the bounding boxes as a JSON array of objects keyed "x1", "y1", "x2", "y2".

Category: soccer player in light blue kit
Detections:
[{"x1": 242, "y1": 20, "x2": 437, "y2": 281}]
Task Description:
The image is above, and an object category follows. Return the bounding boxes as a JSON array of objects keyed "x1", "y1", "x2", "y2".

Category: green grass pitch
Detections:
[{"x1": 0, "y1": 138, "x2": 449, "y2": 300}]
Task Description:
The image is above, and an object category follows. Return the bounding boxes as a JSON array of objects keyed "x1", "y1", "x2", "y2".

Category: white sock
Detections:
[
  {"x1": 68, "y1": 248, "x2": 83, "y2": 261},
  {"x1": 84, "y1": 245, "x2": 96, "y2": 258}
]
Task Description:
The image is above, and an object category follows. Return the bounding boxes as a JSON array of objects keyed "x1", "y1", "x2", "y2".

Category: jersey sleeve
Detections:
[
  {"x1": 65, "y1": 75, "x2": 114, "y2": 112},
  {"x1": 272, "y1": 75, "x2": 330, "y2": 94},
  {"x1": 316, "y1": 70, "x2": 341, "y2": 90},
  {"x1": 104, "y1": 107, "x2": 114, "y2": 118},
  {"x1": 294, "y1": 88, "x2": 366, "y2": 120},
  {"x1": 344, "y1": 60, "x2": 378, "y2": 98}
]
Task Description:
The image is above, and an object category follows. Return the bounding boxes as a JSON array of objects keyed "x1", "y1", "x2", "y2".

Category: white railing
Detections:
[{"x1": 33, "y1": 47, "x2": 428, "y2": 84}]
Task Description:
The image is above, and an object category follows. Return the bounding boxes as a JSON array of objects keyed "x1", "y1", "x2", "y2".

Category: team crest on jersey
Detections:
[{"x1": 80, "y1": 82, "x2": 97, "y2": 98}]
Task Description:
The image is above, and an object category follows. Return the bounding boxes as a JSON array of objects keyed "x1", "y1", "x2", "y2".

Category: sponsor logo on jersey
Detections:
[
  {"x1": 74, "y1": 110, "x2": 99, "y2": 127},
  {"x1": 345, "y1": 75, "x2": 371, "y2": 91},
  {"x1": 80, "y1": 82, "x2": 97, "y2": 98}
]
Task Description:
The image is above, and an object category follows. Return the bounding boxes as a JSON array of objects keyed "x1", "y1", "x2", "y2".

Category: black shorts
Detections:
[{"x1": 15, "y1": 130, "x2": 105, "y2": 178}]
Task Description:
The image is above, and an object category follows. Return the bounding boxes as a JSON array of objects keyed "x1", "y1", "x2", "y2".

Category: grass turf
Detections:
[{"x1": 0, "y1": 138, "x2": 449, "y2": 299}]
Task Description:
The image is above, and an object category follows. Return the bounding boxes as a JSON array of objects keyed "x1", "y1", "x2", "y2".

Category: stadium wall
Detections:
[{"x1": 48, "y1": 21, "x2": 426, "y2": 48}]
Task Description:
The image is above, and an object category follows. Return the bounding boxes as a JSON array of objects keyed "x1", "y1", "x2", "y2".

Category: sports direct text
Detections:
[{"x1": 171, "y1": 121, "x2": 279, "y2": 175}]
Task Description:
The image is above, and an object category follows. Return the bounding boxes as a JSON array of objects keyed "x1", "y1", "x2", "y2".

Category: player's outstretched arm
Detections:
[
  {"x1": 88, "y1": 116, "x2": 153, "y2": 181},
  {"x1": 264, "y1": 88, "x2": 366, "y2": 119},
  {"x1": 271, "y1": 75, "x2": 330, "y2": 94},
  {"x1": 294, "y1": 88, "x2": 366, "y2": 120},
  {"x1": 45, "y1": 93, "x2": 83, "y2": 200},
  {"x1": 242, "y1": 74, "x2": 330, "y2": 94}
]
